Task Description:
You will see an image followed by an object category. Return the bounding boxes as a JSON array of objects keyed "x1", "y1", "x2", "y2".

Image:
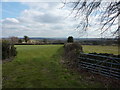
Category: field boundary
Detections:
[{"x1": 78, "y1": 53, "x2": 120, "y2": 79}]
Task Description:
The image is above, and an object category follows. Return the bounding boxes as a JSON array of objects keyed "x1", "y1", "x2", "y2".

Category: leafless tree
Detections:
[
  {"x1": 63, "y1": 0, "x2": 120, "y2": 38},
  {"x1": 9, "y1": 36, "x2": 19, "y2": 44}
]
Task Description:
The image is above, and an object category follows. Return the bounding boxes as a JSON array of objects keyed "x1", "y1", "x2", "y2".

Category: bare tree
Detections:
[
  {"x1": 10, "y1": 36, "x2": 19, "y2": 44},
  {"x1": 63, "y1": 0, "x2": 120, "y2": 38}
]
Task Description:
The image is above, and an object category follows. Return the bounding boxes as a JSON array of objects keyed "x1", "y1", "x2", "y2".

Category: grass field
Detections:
[
  {"x1": 82, "y1": 45, "x2": 119, "y2": 55},
  {"x1": 3, "y1": 45, "x2": 106, "y2": 88}
]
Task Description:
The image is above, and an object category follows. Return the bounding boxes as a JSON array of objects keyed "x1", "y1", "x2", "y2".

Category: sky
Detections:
[{"x1": 0, "y1": 1, "x2": 118, "y2": 38}]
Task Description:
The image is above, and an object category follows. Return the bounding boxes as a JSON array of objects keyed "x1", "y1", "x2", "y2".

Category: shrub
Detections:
[
  {"x1": 18, "y1": 39, "x2": 22, "y2": 43},
  {"x1": 63, "y1": 42, "x2": 83, "y2": 67},
  {"x1": 2, "y1": 40, "x2": 17, "y2": 60},
  {"x1": 67, "y1": 36, "x2": 74, "y2": 43},
  {"x1": 64, "y1": 42, "x2": 83, "y2": 54}
]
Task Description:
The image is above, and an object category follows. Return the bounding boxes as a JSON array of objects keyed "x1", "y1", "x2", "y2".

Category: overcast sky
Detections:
[{"x1": 0, "y1": 1, "x2": 118, "y2": 38}]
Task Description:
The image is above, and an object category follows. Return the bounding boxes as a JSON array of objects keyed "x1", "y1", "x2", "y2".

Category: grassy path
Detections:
[{"x1": 3, "y1": 45, "x2": 104, "y2": 88}]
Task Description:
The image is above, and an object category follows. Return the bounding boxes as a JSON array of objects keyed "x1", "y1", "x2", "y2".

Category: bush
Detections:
[
  {"x1": 63, "y1": 42, "x2": 83, "y2": 67},
  {"x1": 18, "y1": 39, "x2": 22, "y2": 43},
  {"x1": 67, "y1": 36, "x2": 74, "y2": 43},
  {"x1": 64, "y1": 42, "x2": 83, "y2": 54},
  {"x1": 2, "y1": 40, "x2": 17, "y2": 60}
]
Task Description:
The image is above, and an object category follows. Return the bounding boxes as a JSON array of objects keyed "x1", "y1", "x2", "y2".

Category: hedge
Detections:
[{"x1": 2, "y1": 40, "x2": 17, "y2": 60}]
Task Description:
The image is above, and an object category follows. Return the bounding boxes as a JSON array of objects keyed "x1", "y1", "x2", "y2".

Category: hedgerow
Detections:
[
  {"x1": 63, "y1": 42, "x2": 83, "y2": 68},
  {"x1": 2, "y1": 40, "x2": 17, "y2": 60}
]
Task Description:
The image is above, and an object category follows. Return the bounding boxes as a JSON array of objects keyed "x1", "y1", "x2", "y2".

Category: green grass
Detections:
[
  {"x1": 3, "y1": 45, "x2": 104, "y2": 88},
  {"x1": 82, "y1": 45, "x2": 119, "y2": 55}
]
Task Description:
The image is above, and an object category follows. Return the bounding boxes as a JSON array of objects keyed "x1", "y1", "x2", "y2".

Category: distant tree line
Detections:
[
  {"x1": 2, "y1": 36, "x2": 119, "y2": 45},
  {"x1": 79, "y1": 39, "x2": 118, "y2": 45},
  {"x1": 5, "y1": 36, "x2": 30, "y2": 44}
]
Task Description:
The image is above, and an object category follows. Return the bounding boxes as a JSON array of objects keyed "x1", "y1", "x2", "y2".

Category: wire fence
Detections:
[{"x1": 78, "y1": 53, "x2": 120, "y2": 79}]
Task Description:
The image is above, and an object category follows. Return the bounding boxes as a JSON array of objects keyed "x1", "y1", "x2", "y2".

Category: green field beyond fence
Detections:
[
  {"x1": 3, "y1": 45, "x2": 118, "y2": 88},
  {"x1": 82, "y1": 45, "x2": 119, "y2": 55}
]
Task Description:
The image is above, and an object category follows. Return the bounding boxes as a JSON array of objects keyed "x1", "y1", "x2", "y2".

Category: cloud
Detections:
[
  {"x1": 2, "y1": 18, "x2": 20, "y2": 24},
  {"x1": 2, "y1": 0, "x2": 62, "y2": 2},
  {"x1": 1, "y1": 2, "x2": 118, "y2": 38},
  {"x1": 2, "y1": 2, "x2": 80, "y2": 38},
  {"x1": 33, "y1": 13, "x2": 63, "y2": 24}
]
